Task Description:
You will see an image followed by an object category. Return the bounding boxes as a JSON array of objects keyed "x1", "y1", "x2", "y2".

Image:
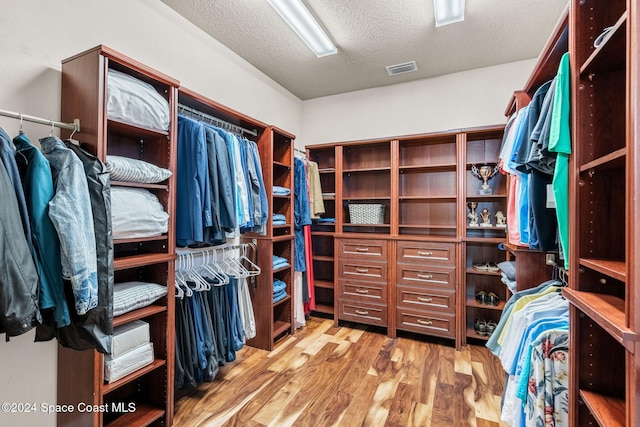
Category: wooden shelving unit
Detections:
[{"x1": 58, "y1": 45, "x2": 179, "y2": 427}]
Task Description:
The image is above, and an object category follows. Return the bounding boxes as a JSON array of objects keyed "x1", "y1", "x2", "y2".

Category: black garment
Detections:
[
  {"x1": 207, "y1": 283, "x2": 228, "y2": 366},
  {"x1": 0, "y1": 158, "x2": 40, "y2": 336},
  {"x1": 202, "y1": 127, "x2": 225, "y2": 245},
  {"x1": 200, "y1": 291, "x2": 219, "y2": 382},
  {"x1": 530, "y1": 169, "x2": 558, "y2": 252},
  {"x1": 39, "y1": 142, "x2": 114, "y2": 353}
]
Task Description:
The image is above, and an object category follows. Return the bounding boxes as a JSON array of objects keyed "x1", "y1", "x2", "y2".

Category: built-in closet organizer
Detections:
[
  {"x1": 307, "y1": 145, "x2": 337, "y2": 316},
  {"x1": 58, "y1": 45, "x2": 178, "y2": 427},
  {"x1": 562, "y1": 0, "x2": 640, "y2": 424}
]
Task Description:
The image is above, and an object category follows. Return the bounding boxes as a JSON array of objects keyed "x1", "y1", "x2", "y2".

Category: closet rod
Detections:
[
  {"x1": 294, "y1": 147, "x2": 306, "y2": 155},
  {"x1": 0, "y1": 109, "x2": 80, "y2": 132},
  {"x1": 178, "y1": 103, "x2": 258, "y2": 137}
]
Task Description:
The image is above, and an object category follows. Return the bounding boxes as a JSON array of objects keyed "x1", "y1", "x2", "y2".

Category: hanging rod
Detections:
[
  {"x1": 294, "y1": 147, "x2": 306, "y2": 155},
  {"x1": 0, "y1": 109, "x2": 80, "y2": 132},
  {"x1": 178, "y1": 103, "x2": 258, "y2": 137}
]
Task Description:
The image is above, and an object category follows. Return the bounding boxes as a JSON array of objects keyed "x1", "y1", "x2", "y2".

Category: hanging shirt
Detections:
[
  {"x1": 294, "y1": 158, "x2": 312, "y2": 272},
  {"x1": 41, "y1": 136, "x2": 98, "y2": 316},
  {"x1": 548, "y1": 53, "x2": 571, "y2": 270}
]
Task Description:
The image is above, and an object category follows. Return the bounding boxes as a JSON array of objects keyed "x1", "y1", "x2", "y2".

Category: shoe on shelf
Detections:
[
  {"x1": 473, "y1": 262, "x2": 489, "y2": 271},
  {"x1": 486, "y1": 320, "x2": 497, "y2": 336},
  {"x1": 475, "y1": 318, "x2": 487, "y2": 336},
  {"x1": 486, "y1": 292, "x2": 500, "y2": 306},
  {"x1": 475, "y1": 290, "x2": 487, "y2": 305},
  {"x1": 487, "y1": 263, "x2": 500, "y2": 272}
]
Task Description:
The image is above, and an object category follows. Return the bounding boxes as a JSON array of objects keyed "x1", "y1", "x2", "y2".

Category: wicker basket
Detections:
[{"x1": 348, "y1": 204, "x2": 385, "y2": 224}]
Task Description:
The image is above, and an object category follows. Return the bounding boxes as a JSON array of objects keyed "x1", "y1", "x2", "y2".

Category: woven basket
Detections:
[{"x1": 348, "y1": 204, "x2": 385, "y2": 224}]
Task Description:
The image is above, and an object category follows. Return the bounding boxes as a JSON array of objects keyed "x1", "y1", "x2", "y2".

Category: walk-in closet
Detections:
[{"x1": 1, "y1": 1, "x2": 637, "y2": 426}]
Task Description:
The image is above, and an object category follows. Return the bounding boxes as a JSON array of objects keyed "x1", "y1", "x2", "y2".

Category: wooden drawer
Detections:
[
  {"x1": 337, "y1": 239, "x2": 387, "y2": 260},
  {"x1": 338, "y1": 300, "x2": 387, "y2": 327},
  {"x1": 396, "y1": 309, "x2": 455, "y2": 338},
  {"x1": 339, "y1": 279, "x2": 387, "y2": 303},
  {"x1": 338, "y1": 259, "x2": 387, "y2": 281},
  {"x1": 396, "y1": 264, "x2": 455, "y2": 290},
  {"x1": 396, "y1": 285, "x2": 454, "y2": 312},
  {"x1": 397, "y1": 241, "x2": 456, "y2": 267}
]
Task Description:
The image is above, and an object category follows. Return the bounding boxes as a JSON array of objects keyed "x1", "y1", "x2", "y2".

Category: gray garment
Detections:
[
  {"x1": 41, "y1": 136, "x2": 98, "y2": 316},
  {"x1": 242, "y1": 138, "x2": 263, "y2": 232},
  {"x1": 0, "y1": 158, "x2": 41, "y2": 336},
  {"x1": 527, "y1": 77, "x2": 558, "y2": 175},
  {"x1": 203, "y1": 126, "x2": 224, "y2": 245}
]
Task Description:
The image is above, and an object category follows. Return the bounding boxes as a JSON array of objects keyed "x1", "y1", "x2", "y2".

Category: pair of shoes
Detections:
[
  {"x1": 475, "y1": 291, "x2": 499, "y2": 306},
  {"x1": 473, "y1": 262, "x2": 500, "y2": 272},
  {"x1": 475, "y1": 318, "x2": 487, "y2": 336},
  {"x1": 486, "y1": 320, "x2": 497, "y2": 336}
]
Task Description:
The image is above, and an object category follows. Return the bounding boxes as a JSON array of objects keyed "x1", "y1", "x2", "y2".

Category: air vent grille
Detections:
[{"x1": 386, "y1": 61, "x2": 418, "y2": 76}]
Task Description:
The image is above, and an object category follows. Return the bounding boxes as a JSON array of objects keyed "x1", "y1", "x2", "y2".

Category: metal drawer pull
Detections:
[
  {"x1": 417, "y1": 319, "x2": 433, "y2": 326},
  {"x1": 355, "y1": 310, "x2": 369, "y2": 315},
  {"x1": 355, "y1": 247, "x2": 369, "y2": 252},
  {"x1": 355, "y1": 268, "x2": 369, "y2": 273},
  {"x1": 418, "y1": 273, "x2": 433, "y2": 279},
  {"x1": 417, "y1": 251, "x2": 433, "y2": 256},
  {"x1": 417, "y1": 296, "x2": 433, "y2": 303},
  {"x1": 355, "y1": 288, "x2": 369, "y2": 294}
]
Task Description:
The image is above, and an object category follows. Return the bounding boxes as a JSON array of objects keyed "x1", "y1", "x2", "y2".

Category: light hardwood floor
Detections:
[{"x1": 174, "y1": 316, "x2": 506, "y2": 427}]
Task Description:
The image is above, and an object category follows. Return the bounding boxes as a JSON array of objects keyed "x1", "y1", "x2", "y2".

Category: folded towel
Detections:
[
  {"x1": 273, "y1": 279, "x2": 287, "y2": 294},
  {"x1": 273, "y1": 186, "x2": 291, "y2": 196},
  {"x1": 316, "y1": 217, "x2": 335, "y2": 224},
  {"x1": 273, "y1": 290, "x2": 288, "y2": 303},
  {"x1": 273, "y1": 213, "x2": 286, "y2": 221}
]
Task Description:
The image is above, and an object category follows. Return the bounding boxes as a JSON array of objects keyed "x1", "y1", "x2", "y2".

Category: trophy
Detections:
[
  {"x1": 467, "y1": 201, "x2": 479, "y2": 227},
  {"x1": 471, "y1": 164, "x2": 499, "y2": 195},
  {"x1": 495, "y1": 211, "x2": 506, "y2": 227},
  {"x1": 480, "y1": 208, "x2": 492, "y2": 227}
]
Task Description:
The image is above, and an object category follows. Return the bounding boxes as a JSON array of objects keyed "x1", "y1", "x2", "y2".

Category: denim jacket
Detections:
[{"x1": 41, "y1": 136, "x2": 98, "y2": 316}]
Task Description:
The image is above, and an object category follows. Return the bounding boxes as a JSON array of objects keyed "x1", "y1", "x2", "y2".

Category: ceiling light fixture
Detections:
[
  {"x1": 433, "y1": 0, "x2": 465, "y2": 27},
  {"x1": 267, "y1": 0, "x2": 337, "y2": 57}
]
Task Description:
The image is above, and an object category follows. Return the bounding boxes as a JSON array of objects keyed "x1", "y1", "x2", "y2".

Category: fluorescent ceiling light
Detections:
[
  {"x1": 267, "y1": 0, "x2": 337, "y2": 57},
  {"x1": 433, "y1": 0, "x2": 465, "y2": 27}
]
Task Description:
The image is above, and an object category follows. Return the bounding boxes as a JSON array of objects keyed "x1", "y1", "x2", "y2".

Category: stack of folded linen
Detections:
[
  {"x1": 273, "y1": 186, "x2": 291, "y2": 196},
  {"x1": 273, "y1": 279, "x2": 288, "y2": 303},
  {"x1": 273, "y1": 255, "x2": 290, "y2": 270},
  {"x1": 272, "y1": 213, "x2": 287, "y2": 225},
  {"x1": 104, "y1": 320, "x2": 154, "y2": 383}
]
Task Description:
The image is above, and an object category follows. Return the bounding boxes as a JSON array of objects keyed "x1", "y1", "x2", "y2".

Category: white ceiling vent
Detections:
[{"x1": 385, "y1": 61, "x2": 418, "y2": 76}]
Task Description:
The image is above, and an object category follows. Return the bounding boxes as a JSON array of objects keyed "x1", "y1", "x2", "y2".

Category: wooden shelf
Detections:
[
  {"x1": 465, "y1": 194, "x2": 508, "y2": 200},
  {"x1": 113, "y1": 305, "x2": 167, "y2": 328},
  {"x1": 273, "y1": 320, "x2": 292, "y2": 337},
  {"x1": 579, "y1": 148, "x2": 626, "y2": 173},
  {"x1": 398, "y1": 163, "x2": 457, "y2": 172},
  {"x1": 105, "y1": 404, "x2": 165, "y2": 427},
  {"x1": 562, "y1": 289, "x2": 638, "y2": 351},
  {"x1": 318, "y1": 168, "x2": 335, "y2": 173},
  {"x1": 273, "y1": 194, "x2": 291, "y2": 200},
  {"x1": 465, "y1": 268, "x2": 501, "y2": 276},
  {"x1": 113, "y1": 235, "x2": 168, "y2": 245},
  {"x1": 107, "y1": 118, "x2": 169, "y2": 138},
  {"x1": 579, "y1": 389, "x2": 625, "y2": 427},
  {"x1": 580, "y1": 12, "x2": 627, "y2": 76},
  {"x1": 110, "y1": 181, "x2": 169, "y2": 191},
  {"x1": 580, "y1": 258, "x2": 626, "y2": 283},
  {"x1": 273, "y1": 294, "x2": 292, "y2": 307},
  {"x1": 273, "y1": 160, "x2": 291, "y2": 169},
  {"x1": 102, "y1": 359, "x2": 166, "y2": 394},
  {"x1": 399, "y1": 224, "x2": 456, "y2": 229},
  {"x1": 463, "y1": 237, "x2": 505, "y2": 244},
  {"x1": 113, "y1": 253, "x2": 176, "y2": 271},
  {"x1": 343, "y1": 166, "x2": 391, "y2": 173},
  {"x1": 312, "y1": 303, "x2": 334, "y2": 315},
  {"x1": 465, "y1": 326, "x2": 491, "y2": 341},
  {"x1": 314, "y1": 280, "x2": 334, "y2": 290},
  {"x1": 309, "y1": 230, "x2": 334, "y2": 236},
  {"x1": 273, "y1": 264, "x2": 291, "y2": 274},
  {"x1": 313, "y1": 255, "x2": 334, "y2": 262},
  {"x1": 272, "y1": 235, "x2": 294, "y2": 242},
  {"x1": 399, "y1": 195, "x2": 457, "y2": 201},
  {"x1": 465, "y1": 297, "x2": 506, "y2": 311},
  {"x1": 344, "y1": 197, "x2": 391, "y2": 201}
]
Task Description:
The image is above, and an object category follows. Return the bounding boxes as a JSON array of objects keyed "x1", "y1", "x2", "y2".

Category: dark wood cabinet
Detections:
[{"x1": 59, "y1": 45, "x2": 179, "y2": 427}]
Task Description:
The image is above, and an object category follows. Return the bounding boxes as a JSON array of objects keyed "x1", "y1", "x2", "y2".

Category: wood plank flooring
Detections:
[{"x1": 173, "y1": 316, "x2": 507, "y2": 427}]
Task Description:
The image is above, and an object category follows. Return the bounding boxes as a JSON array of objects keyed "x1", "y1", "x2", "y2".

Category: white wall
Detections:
[
  {"x1": 299, "y1": 59, "x2": 536, "y2": 146},
  {"x1": 0, "y1": 1, "x2": 301, "y2": 427}
]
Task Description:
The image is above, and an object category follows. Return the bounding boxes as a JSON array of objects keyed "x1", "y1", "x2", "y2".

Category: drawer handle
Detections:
[
  {"x1": 418, "y1": 273, "x2": 433, "y2": 280},
  {"x1": 417, "y1": 296, "x2": 433, "y2": 303},
  {"x1": 355, "y1": 268, "x2": 369, "y2": 274},
  {"x1": 355, "y1": 288, "x2": 369, "y2": 294},
  {"x1": 417, "y1": 319, "x2": 433, "y2": 326},
  {"x1": 355, "y1": 247, "x2": 369, "y2": 252},
  {"x1": 355, "y1": 309, "x2": 369, "y2": 315},
  {"x1": 418, "y1": 251, "x2": 433, "y2": 256}
]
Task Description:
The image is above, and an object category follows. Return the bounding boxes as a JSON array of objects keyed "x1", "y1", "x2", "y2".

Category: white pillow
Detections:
[
  {"x1": 107, "y1": 69, "x2": 170, "y2": 131},
  {"x1": 111, "y1": 187, "x2": 169, "y2": 239},
  {"x1": 113, "y1": 281, "x2": 167, "y2": 317},
  {"x1": 106, "y1": 155, "x2": 172, "y2": 184}
]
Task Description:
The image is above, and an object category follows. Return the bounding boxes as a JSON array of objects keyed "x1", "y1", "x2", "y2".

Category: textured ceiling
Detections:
[{"x1": 161, "y1": 0, "x2": 568, "y2": 100}]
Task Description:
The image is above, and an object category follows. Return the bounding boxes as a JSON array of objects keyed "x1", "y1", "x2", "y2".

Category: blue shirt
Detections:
[{"x1": 294, "y1": 158, "x2": 312, "y2": 272}]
